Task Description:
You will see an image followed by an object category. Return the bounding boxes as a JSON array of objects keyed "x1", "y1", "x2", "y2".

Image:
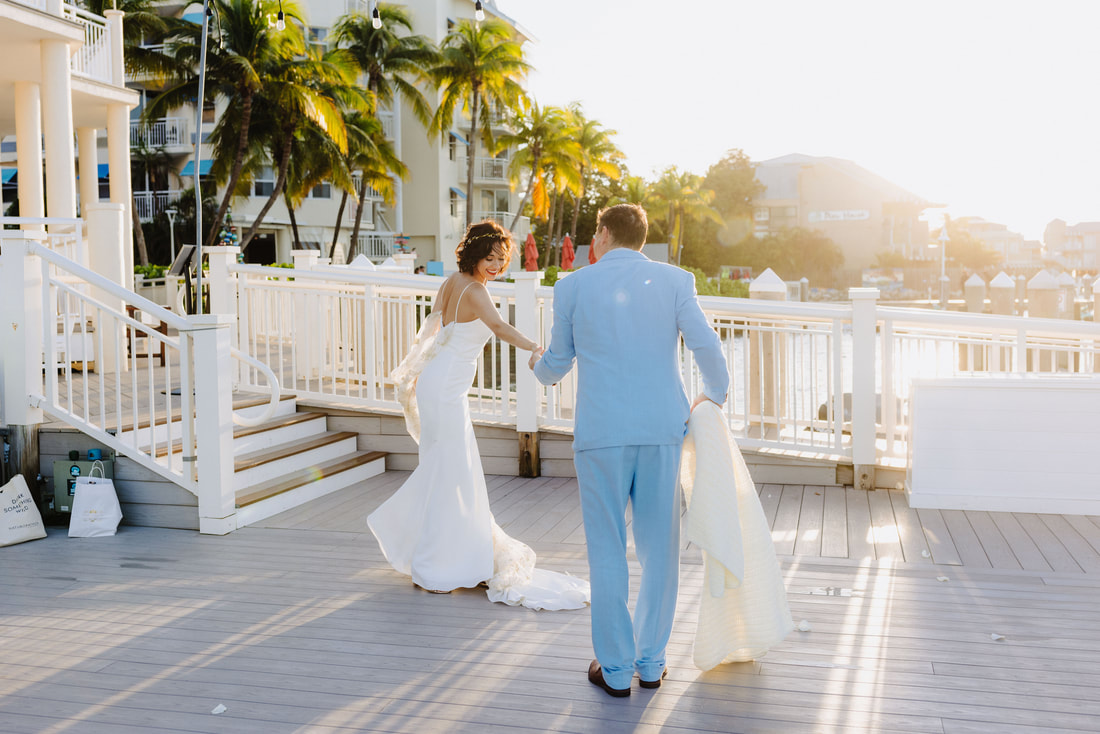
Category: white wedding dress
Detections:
[{"x1": 368, "y1": 288, "x2": 590, "y2": 611}]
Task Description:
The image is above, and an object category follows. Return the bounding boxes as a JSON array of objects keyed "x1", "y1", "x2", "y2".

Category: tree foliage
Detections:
[{"x1": 725, "y1": 228, "x2": 845, "y2": 285}]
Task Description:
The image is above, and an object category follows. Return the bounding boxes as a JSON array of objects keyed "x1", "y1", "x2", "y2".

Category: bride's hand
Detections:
[{"x1": 528, "y1": 347, "x2": 544, "y2": 370}]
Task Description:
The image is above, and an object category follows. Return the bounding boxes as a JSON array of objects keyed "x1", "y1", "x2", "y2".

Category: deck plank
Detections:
[
  {"x1": 794, "y1": 485, "x2": 824, "y2": 557},
  {"x1": 916, "y1": 508, "x2": 964, "y2": 566},
  {"x1": 1015, "y1": 514, "x2": 1083, "y2": 573},
  {"x1": 771, "y1": 485, "x2": 804, "y2": 556},
  {"x1": 868, "y1": 489, "x2": 903, "y2": 560},
  {"x1": 989, "y1": 512, "x2": 1052, "y2": 572},
  {"x1": 820, "y1": 486, "x2": 849, "y2": 558},
  {"x1": 845, "y1": 487, "x2": 876, "y2": 560},
  {"x1": 964, "y1": 511, "x2": 1021, "y2": 571},
  {"x1": 889, "y1": 489, "x2": 934, "y2": 564}
]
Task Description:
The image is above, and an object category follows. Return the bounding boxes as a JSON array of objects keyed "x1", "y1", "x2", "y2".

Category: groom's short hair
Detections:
[{"x1": 598, "y1": 204, "x2": 647, "y2": 250}]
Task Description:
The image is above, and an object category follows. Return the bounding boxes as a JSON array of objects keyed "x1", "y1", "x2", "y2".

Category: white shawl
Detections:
[
  {"x1": 391, "y1": 311, "x2": 447, "y2": 444},
  {"x1": 681, "y1": 402, "x2": 794, "y2": 670}
]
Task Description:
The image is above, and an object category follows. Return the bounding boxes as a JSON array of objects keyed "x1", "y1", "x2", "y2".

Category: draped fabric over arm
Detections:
[{"x1": 391, "y1": 311, "x2": 445, "y2": 444}]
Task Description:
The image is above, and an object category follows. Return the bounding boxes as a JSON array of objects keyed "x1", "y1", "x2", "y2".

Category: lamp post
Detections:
[
  {"x1": 165, "y1": 207, "x2": 177, "y2": 263},
  {"x1": 938, "y1": 226, "x2": 950, "y2": 308}
]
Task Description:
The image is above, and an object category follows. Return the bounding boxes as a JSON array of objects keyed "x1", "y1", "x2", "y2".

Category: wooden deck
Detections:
[{"x1": 3, "y1": 475, "x2": 1100, "y2": 733}]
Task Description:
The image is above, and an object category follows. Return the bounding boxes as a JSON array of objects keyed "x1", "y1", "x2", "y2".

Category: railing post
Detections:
[
  {"x1": 849, "y1": 287, "x2": 880, "y2": 490},
  {"x1": 748, "y1": 268, "x2": 787, "y2": 440},
  {"x1": 104, "y1": 10, "x2": 124, "y2": 88},
  {"x1": 513, "y1": 271, "x2": 543, "y2": 477},
  {"x1": 86, "y1": 203, "x2": 126, "y2": 374},
  {"x1": 0, "y1": 234, "x2": 46, "y2": 502},
  {"x1": 291, "y1": 250, "x2": 320, "y2": 380},
  {"x1": 0, "y1": 235, "x2": 45, "y2": 427},
  {"x1": 207, "y1": 245, "x2": 241, "y2": 388},
  {"x1": 393, "y1": 252, "x2": 416, "y2": 273},
  {"x1": 183, "y1": 313, "x2": 236, "y2": 535}
]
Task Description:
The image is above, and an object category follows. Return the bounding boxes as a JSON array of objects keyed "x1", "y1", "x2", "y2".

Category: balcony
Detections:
[
  {"x1": 354, "y1": 232, "x2": 396, "y2": 261},
  {"x1": 63, "y1": 3, "x2": 113, "y2": 84},
  {"x1": 377, "y1": 110, "x2": 395, "y2": 140},
  {"x1": 133, "y1": 189, "x2": 181, "y2": 222},
  {"x1": 457, "y1": 156, "x2": 510, "y2": 184},
  {"x1": 130, "y1": 117, "x2": 189, "y2": 150}
]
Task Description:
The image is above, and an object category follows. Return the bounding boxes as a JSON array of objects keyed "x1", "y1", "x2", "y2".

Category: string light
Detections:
[
  {"x1": 372, "y1": 5, "x2": 382, "y2": 29},
  {"x1": 475, "y1": 1, "x2": 484, "y2": 22},
  {"x1": 276, "y1": 0, "x2": 285, "y2": 30}
]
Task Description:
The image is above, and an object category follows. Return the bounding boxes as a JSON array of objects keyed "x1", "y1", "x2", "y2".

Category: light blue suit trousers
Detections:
[{"x1": 534, "y1": 248, "x2": 729, "y2": 689}]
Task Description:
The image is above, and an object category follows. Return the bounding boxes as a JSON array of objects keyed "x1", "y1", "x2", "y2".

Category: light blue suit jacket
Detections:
[{"x1": 533, "y1": 249, "x2": 730, "y2": 451}]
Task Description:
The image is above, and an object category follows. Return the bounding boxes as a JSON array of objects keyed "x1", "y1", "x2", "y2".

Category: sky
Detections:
[{"x1": 502, "y1": 0, "x2": 1100, "y2": 242}]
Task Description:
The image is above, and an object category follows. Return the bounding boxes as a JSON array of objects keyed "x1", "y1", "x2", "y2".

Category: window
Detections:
[
  {"x1": 481, "y1": 189, "x2": 509, "y2": 215},
  {"x1": 308, "y1": 27, "x2": 328, "y2": 52},
  {"x1": 450, "y1": 190, "x2": 460, "y2": 218},
  {"x1": 253, "y1": 167, "x2": 275, "y2": 197},
  {"x1": 202, "y1": 101, "x2": 215, "y2": 124},
  {"x1": 309, "y1": 182, "x2": 331, "y2": 199},
  {"x1": 449, "y1": 136, "x2": 457, "y2": 161}
]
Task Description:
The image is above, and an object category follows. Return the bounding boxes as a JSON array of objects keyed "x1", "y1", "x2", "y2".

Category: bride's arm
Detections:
[{"x1": 468, "y1": 284, "x2": 541, "y2": 352}]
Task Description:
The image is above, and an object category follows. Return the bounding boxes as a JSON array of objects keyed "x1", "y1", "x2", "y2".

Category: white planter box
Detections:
[{"x1": 907, "y1": 376, "x2": 1100, "y2": 515}]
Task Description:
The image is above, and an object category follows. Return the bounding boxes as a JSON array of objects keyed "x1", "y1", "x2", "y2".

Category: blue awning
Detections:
[
  {"x1": 1, "y1": 169, "x2": 15, "y2": 184},
  {"x1": 182, "y1": 11, "x2": 203, "y2": 24},
  {"x1": 98, "y1": 163, "x2": 110, "y2": 179},
  {"x1": 449, "y1": 186, "x2": 467, "y2": 200},
  {"x1": 180, "y1": 159, "x2": 212, "y2": 176},
  {"x1": 449, "y1": 131, "x2": 469, "y2": 146}
]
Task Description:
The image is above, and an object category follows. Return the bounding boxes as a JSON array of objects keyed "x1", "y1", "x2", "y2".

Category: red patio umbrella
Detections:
[
  {"x1": 561, "y1": 234, "x2": 575, "y2": 270},
  {"x1": 524, "y1": 232, "x2": 538, "y2": 271},
  {"x1": 588, "y1": 235, "x2": 598, "y2": 264}
]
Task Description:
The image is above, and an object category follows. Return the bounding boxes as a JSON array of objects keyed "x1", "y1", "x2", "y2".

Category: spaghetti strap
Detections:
[{"x1": 447, "y1": 281, "x2": 478, "y2": 325}]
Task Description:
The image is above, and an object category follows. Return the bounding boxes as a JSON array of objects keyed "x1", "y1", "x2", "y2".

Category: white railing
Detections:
[
  {"x1": 15, "y1": 0, "x2": 47, "y2": 10},
  {"x1": 131, "y1": 118, "x2": 188, "y2": 148},
  {"x1": 354, "y1": 233, "x2": 395, "y2": 261},
  {"x1": 218, "y1": 260, "x2": 1100, "y2": 469},
  {"x1": 64, "y1": 4, "x2": 112, "y2": 84},
  {"x1": 459, "y1": 156, "x2": 509, "y2": 182},
  {"x1": 470, "y1": 210, "x2": 530, "y2": 241},
  {"x1": 377, "y1": 110, "x2": 395, "y2": 139},
  {"x1": 1, "y1": 226, "x2": 282, "y2": 534},
  {"x1": 0, "y1": 217, "x2": 86, "y2": 267},
  {"x1": 133, "y1": 190, "x2": 182, "y2": 221}
]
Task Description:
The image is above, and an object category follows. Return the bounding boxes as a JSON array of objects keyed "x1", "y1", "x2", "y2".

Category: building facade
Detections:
[
  {"x1": 1044, "y1": 219, "x2": 1100, "y2": 273},
  {"x1": 956, "y1": 216, "x2": 1041, "y2": 271},
  {"x1": 126, "y1": 0, "x2": 530, "y2": 267},
  {"x1": 752, "y1": 153, "x2": 937, "y2": 273}
]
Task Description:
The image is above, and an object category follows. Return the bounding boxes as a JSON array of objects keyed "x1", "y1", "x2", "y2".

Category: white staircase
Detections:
[{"x1": 123, "y1": 393, "x2": 386, "y2": 530}]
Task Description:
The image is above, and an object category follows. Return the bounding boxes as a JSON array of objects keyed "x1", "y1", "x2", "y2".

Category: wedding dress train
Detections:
[{"x1": 368, "y1": 301, "x2": 589, "y2": 611}]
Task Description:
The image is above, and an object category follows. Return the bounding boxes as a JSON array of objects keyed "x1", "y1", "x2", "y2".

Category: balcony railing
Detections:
[
  {"x1": 377, "y1": 110, "x2": 395, "y2": 140},
  {"x1": 354, "y1": 233, "x2": 396, "y2": 261},
  {"x1": 133, "y1": 190, "x2": 181, "y2": 222},
  {"x1": 64, "y1": 4, "x2": 112, "y2": 84},
  {"x1": 469, "y1": 210, "x2": 530, "y2": 240},
  {"x1": 458, "y1": 157, "x2": 510, "y2": 183},
  {"x1": 130, "y1": 118, "x2": 188, "y2": 149}
]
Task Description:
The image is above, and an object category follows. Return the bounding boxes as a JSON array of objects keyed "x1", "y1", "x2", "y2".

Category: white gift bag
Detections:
[
  {"x1": 0, "y1": 474, "x2": 48, "y2": 547},
  {"x1": 68, "y1": 461, "x2": 123, "y2": 538}
]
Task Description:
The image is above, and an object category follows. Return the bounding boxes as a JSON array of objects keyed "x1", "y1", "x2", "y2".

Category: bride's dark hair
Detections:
[{"x1": 456, "y1": 220, "x2": 514, "y2": 274}]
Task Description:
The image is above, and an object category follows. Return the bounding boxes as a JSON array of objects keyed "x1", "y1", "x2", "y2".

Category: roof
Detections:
[{"x1": 755, "y1": 153, "x2": 936, "y2": 208}]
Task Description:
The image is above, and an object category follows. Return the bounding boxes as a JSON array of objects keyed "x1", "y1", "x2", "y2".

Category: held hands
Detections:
[
  {"x1": 691, "y1": 393, "x2": 720, "y2": 412},
  {"x1": 528, "y1": 346, "x2": 545, "y2": 371}
]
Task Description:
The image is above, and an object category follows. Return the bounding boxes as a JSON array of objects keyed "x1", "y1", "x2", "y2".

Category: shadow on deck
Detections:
[{"x1": 3, "y1": 474, "x2": 1100, "y2": 733}]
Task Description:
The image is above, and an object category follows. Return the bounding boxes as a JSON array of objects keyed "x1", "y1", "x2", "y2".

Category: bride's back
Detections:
[{"x1": 435, "y1": 274, "x2": 482, "y2": 325}]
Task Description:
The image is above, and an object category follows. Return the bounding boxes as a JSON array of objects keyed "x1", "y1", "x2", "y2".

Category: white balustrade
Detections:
[
  {"x1": 354, "y1": 233, "x2": 395, "y2": 260},
  {"x1": 133, "y1": 190, "x2": 182, "y2": 221},
  {"x1": 64, "y1": 4, "x2": 112, "y2": 84},
  {"x1": 130, "y1": 118, "x2": 188, "y2": 148}
]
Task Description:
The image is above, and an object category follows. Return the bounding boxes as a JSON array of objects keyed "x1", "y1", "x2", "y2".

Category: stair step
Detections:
[
  {"x1": 114, "y1": 392, "x2": 297, "y2": 433},
  {"x1": 234, "y1": 431, "x2": 360, "y2": 474},
  {"x1": 236, "y1": 451, "x2": 387, "y2": 507},
  {"x1": 147, "y1": 411, "x2": 327, "y2": 458}
]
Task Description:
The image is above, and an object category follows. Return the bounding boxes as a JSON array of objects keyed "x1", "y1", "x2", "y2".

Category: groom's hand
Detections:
[
  {"x1": 691, "y1": 393, "x2": 717, "y2": 412},
  {"x1": 528, "y1": 347, "x2": 545, "y2": 371}
]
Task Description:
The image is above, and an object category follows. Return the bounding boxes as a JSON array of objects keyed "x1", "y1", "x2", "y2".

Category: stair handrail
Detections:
[
  {"x1": 31, "y1": 243, "x2": 188, "y2": 330},
  {"x1": 230, "y1": 348, "x2": 282, "y2": 427}
]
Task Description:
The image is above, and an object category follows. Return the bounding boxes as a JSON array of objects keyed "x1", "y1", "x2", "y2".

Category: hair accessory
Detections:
[{"x1": 463, "y1": 231, "x2": 507, "y2": 246}]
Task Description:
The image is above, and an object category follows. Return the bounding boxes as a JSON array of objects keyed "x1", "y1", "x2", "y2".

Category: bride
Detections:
[{"x1": 368, "y1": 220, "x2": 590, "y2": 611}]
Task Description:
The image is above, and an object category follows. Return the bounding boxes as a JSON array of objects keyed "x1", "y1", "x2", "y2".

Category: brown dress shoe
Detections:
[
  {"x1": 588, "y1": 659, "x2": 630, "y2": 698},
  {"x1": 639, "y1": 668, "x2": 668, "y2": 689}
]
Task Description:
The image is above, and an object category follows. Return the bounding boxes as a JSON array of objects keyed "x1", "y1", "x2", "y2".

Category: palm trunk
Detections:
[
  {"x1": 544, "y1": 191, "x2": 558, "y2": 267},
  {"x1": 568, "y1": 170, "x2": 586, "y2": 240},
  {"x1": 330, "y1": 189, "x2": 348, "y2": 259},
  {"x1": 130, "y1": 193, "x2": 149, "y2": 266},
  {"x1": 285, "y1": 190, "x2": 301, "y2": 250},
  {"x1": 349, "y1": 175, "x2": 368, "y2": 258},
  {"x1": 241, "y1": 132, "x2": 293, "y2": 250},
  {"x1": 207, "y1": 89, "x2": 253, "y2": 249},
  {"x1": 510, "y1": 150, "x2": 540, "y2": 233},
  {"x1": 465, "y1": 87, "x2": 480, "y2": 228},
  {"x1": 551, "y1": 195, "x2": 567, "y2": 267},
  {"x1": 674, "y1": 209, "x2": 684, "y2": 265}
]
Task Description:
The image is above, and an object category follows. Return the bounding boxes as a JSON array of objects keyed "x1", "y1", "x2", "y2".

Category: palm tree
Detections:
[
  {"x1": 239, "y1": 46, "x2": 365, "y2": 251},
  {"x1": 332, "y1": 4, "x2": 437, "y2": 127},
  {"x1": 429, "y1": 18, "x2": 529, "y2": 228},
  {"x1": 607, "y1": 175, "x2": 649, "y2": 207},
  {"x1": 564, "y1": 105, "x2": 623, "y2": 242},
  {"x1": 147, "y1": 0, "x2": 308, "y2": 249},
  {"x1": 495, "y1": 102, "x2": 575, "y2": 233},
  {"x1": 344, "y1": 113, "x2": 405, "y2": 260},
  {"x1": 648, "y1": 167, "x2": 724, "y2": 266}
]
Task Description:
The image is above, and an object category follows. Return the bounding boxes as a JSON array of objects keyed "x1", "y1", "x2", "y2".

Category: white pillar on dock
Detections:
[
  {"x1": 85, "y1": 203, "x2": 126, "y2": 374},
  {"x1": 77, "y1": 128, "x2": 99, "y2": 219},
  {"x1": 107, "y1": 103, "x2": 134, "y2": 289},
  {"x1": 41, "y1": 40, "x2": 76, "y2": 220},
  {"x1": 849, "y1": 287, "x2": 880, "y2": 490},
  {"x1": 989, "y1": 272, "x2": 1015, "y2": 315}
]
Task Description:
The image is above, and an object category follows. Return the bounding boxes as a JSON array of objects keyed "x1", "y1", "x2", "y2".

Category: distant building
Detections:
[
  {"x1": 955, "y1": 217, "x2": 1041, "y2": 270},
  {"x1": 752, "y1": 154, "x2": 939, "y2": 272},
  {"x1": 1044, "y1": 219, "x2": 1100, "y2": 272}
]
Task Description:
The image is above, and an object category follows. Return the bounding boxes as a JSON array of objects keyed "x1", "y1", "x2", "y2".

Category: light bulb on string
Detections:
[
  {"x1": 276, "y1": 0, "x2": 285, "y2": 30},
  {"x1": 372, "y1": 6, "x2": 382, "y2": 29},
  {"x1": 475, "y1": 1, "x2": 484, "y2": 22}
]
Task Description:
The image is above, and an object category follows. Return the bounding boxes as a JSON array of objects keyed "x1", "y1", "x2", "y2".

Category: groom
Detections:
[{"x1": 530, "y1": 204, "x2": 729, "y2": 696}]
